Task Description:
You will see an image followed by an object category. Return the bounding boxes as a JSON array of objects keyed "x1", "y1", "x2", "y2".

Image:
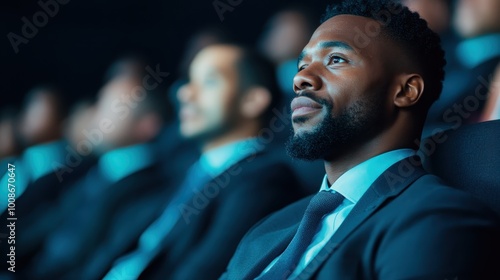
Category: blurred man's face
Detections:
[
  {"x1": 260, "y1": 11, "x2": 312, "y2": 65},
  {"x1": 403, "y1": 0, "x2": 449, "y2": 33},
  {"x1": 92, "y1": 77, "x2": 141, "y2": 152},
  {"x1": 0, "y1": 118, "x2": 17, "y2": 158},
  {"x1": 455, "y1": 0, "x2": 500, "y2": 38},
  {"x1": 19, "y1": 91, "x2": 61, "y2": 146},
  {"x1": 178, "y1": 46, "x2": 242, "y2": 141},
  {"x1": 286, "y1": 15, "x2": 393, "y2": 161},
  {"x1": 65, "y1": 103, "x2": 96, "y2": 147}
]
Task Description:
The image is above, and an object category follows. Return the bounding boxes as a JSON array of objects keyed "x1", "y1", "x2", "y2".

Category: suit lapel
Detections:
[
  {"x1": 295, "y1": 156, "x2": 427, "y2": 279},
  {"x1": 242, "y1": 224, "x2": 298, "y2": 279}
]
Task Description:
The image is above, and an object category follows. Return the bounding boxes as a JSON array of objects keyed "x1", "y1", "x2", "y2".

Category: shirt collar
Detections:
[
  {"x1": 319, "y1": 149, "x2": 416, "y2": 204},
  {"x1": 457, "y1": 33, "x2": 500, "y2": 69},
  {"x1": 199, "y1": 138, "x2": 263, "y2": 178},
  {"x1": 23, "y1": 140, "x2": 67, "y2": 181},
  {"x1": 98, "y1": 143, "x2": 155, "y2": 183}
]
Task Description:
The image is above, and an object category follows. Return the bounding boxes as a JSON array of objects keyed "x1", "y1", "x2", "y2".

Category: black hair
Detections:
[
  {"x1": 178, "y1": 27, "x2": 235, "y2": 79},
  {"x1": 321, "y1": 0, "x2": 446, "y2": 115},
  {"x1": 235, "y1": 47, "x2": 282, "y2": 123}
]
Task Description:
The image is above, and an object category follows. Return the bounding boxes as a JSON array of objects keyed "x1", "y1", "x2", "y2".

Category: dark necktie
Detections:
[{"x1": 258, "y1": 190, "x2": 345, "y2": 280}]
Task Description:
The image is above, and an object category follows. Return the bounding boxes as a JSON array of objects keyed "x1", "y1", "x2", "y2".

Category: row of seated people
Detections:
[
  {"x1": 0, "y1": 45, "x2": 318, "y2": 280},
  {"x1": 0, "y1": 0, "x2": 499, "y2": 278}
]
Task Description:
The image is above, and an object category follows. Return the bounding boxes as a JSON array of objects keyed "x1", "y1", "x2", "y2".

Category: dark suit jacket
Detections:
[
  {"x1": 0, "y1": 156, "x2": 96, "y2": 273},
  {"x1": 136, "y1": 150, "x2": 305, "y2": 280},
  {"x1": 222, "y1": 158, "x2": 500, "y2": 280},
  {"x1": 64, "y1": 165, "x2": 180, "y2": 280},
  {"x1": 21, "y1": 162, "x2": 170, "y2": 280}
]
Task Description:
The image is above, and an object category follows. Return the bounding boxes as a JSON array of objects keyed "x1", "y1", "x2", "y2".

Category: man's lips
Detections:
[
  {"x1": 179, "y1": 105, "x2": 198, "y2": 120},
  {"x1": 291, "y1": 96, "x2": 322, "y2": 118}
]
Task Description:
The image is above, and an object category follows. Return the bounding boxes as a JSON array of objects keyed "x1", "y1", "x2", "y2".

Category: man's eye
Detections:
[
  {"x1": 330, "y1": 55, "x2": 346, "y2": 64},
  {"x1": 204, "y1": 78, "x2": 218, "y2": 85}
]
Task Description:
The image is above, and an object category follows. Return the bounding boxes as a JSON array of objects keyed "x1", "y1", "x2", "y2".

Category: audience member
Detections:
[
  {"x1": 0, "y1": 86, "x2": 68, "y2": 210},
  {"x1": 258, "y1": 6, "x2": 317, "y2": 99},
  {"x1": 0, "y1": 107, "x2": 20, "y2": 162},
  {"x1": 5, "y1": 100, "x2": 99, "y2": 274},
  {"x1": 4, "y1": 1, "x2": 499, "y2": 279},
  {"x1": 23, "y1": 75, "x2": 172, "y2": 279},
  {"x1": 402, "y1": 0, "x2": 460, "y2": 71},
  {"x1": 480, "y1": 63, "x2": 500, "y2": 121},
  {"x1": 102, "y1": 44, "x2": 304, "y2": 280},
  {"x1": 424, "y1": 0, "x2": 500, "y2": 136},
  {"x1": 223, "y1": 1, "x2": 500, "y2": 279}
]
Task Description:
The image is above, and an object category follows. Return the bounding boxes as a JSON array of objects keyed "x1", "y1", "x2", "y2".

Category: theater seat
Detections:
[{"x1": 422, "y1": 120, "x2": 500, "y2": 216}]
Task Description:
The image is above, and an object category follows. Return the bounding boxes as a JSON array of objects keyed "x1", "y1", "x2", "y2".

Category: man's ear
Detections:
[
  {"x1": 393, "y1": 74, "x2": 424, "y2": 108},
  {"x1": 240, "y1": 87, "x2": 272, "y2": 119}
]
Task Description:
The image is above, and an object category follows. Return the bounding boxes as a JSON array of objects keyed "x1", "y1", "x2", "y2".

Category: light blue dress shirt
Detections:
[
  {"x1": 98, "y1": 143, "x2": 155, "y2": 184},
  {"x1": 456, "y1": 33, "x2": 500, "y2": 69},
  {"x1": 34, "y1": 143, "x2": 157, "y2": 271},
  {"x1": 0, "y1": 140, "x2": 66, "y2": 212},
  {"x1": 198, "y1": 137, "x2": 263, "y2": 178},
  {"x1": 260, "y1": 149, "x2": 416, "y2": 279}
]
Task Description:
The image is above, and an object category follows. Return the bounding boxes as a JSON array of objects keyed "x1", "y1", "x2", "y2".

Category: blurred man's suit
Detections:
[
  {"x1": 19, "y1": 143, "x2": 174, "y2": 280},
  {"x1": 101, "y1": 138, "x2": 304, "y2": 280},
  {"x1": 223, "y1": 156, "x2": 500, "y2": 280}
]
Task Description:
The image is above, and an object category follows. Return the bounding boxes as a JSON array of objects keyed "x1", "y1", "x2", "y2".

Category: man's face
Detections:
[
  {"x1": 287, "y1": 15, "x2": 394, "y2": 161},
  {"x1": 178, "y1": 46, "x2": 241, "y2": 140},
  {"x1": 92, "y1": 77, "x2": 141, "y2": 152},
  {"x1": 0, "y1": 118, "x2": 16, "y2": 158},
  {"x1": 403, "y1": 0, "x2": 449, "y2": 33},
  {"x1": 20, "y1": 91, "x2": 61, "y2": 146},
  {"x1": 454, "y1": 0, "x2": 500, "y2": 38},
  {"x1": 260, "y1": 11, "x2": 312, "y2": 64}
]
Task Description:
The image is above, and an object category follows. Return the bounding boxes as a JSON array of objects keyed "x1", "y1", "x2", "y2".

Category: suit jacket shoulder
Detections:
[
  {"x1": 143, "y1": 150, "x2": 305, "y2": 280},
  {"x1": 223, "y1": 159, "x2": 500, "y2": 280}
]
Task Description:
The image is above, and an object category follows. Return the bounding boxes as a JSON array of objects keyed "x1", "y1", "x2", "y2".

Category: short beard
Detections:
[{"x1": 286, "y1": 97, "x2": 384, "y2": 161}]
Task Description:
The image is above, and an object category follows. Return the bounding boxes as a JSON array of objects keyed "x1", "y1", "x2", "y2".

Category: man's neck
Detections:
[
  {"x1": 324, "y1": 137, "x2": 416, "y2": 186},
  {"x1": 324, "y1": 143, "x2": 378, "y2": 186},
  {"x1": 202, "y1": 123, "x2": 260, "y2": 153}
]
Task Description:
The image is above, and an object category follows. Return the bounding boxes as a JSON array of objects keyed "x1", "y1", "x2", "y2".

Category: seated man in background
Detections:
[
  {"x1": 4, "y1": 100, "x2": 99, "y2": 273},
  {"x1": 480, "y1": 63, "x2": 500, "y2": 121},
  {"x1": 423, "y1": 0, "x2": 500, "y2": 136},
  {"x1": 0, "y1": 107, "x2": 20, "y2": 162},
  {"x1": 21, "y1": 74, "x2": 173, "y2": 279},
  {"x1": 258, "y1": 5, "x2": 317, "y2": 100},
  {"x1": 223, "y1": 1, "x2": 500, "y2": 279},
  {"x1": 0, "y1": 86, "x2": 68, "y2": 211},
  {"x1": 102, "y1": 44, "x2": 304, "y2": 280},
  {"x1": 0, "y1": 107, "x2": 21, "y2": 178}
]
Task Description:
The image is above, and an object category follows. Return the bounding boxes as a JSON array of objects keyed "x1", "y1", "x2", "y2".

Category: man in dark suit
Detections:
[
  {"x1": 222, "y1": 1, "x2": 500, "y2": 279},
  {"x1": 0, "y1": 86, "x2": 69, "y2": 213},
  {"x1": 19, "y1": 75, "x2": 173, "y2": 280},
  {"x1": 101, "y1": 44, "x2": 304, "y2": 280}
]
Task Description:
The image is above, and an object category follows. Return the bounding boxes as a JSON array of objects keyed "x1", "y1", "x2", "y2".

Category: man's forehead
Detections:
[
  {"x1": 191, "y1": 46, "x2": 240, "y2": 73},
  {"x1": 300, "y1": 14, "x2": 389, "y2": 55},
  {"x1": 311, "y1": 15, "x2": 382, "y2": 42}
]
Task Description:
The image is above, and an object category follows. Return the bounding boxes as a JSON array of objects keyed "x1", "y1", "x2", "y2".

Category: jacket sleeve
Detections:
[{"x1": 376, "y1": 187, "x2": 500, "y2": 280}]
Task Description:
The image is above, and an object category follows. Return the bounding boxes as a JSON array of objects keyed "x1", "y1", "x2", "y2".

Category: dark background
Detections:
[{"x1": 1, "y1": 0, "x2": 335, "y2": 108}]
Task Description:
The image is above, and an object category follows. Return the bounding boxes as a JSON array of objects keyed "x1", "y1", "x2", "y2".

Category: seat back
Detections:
[{"x1": 422, "y1": 120, "x2": 500, "y2": 216}]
